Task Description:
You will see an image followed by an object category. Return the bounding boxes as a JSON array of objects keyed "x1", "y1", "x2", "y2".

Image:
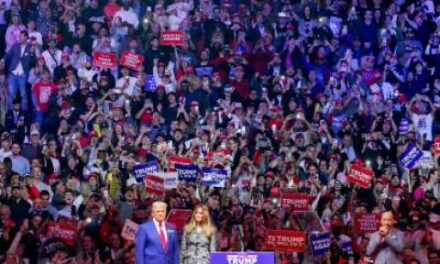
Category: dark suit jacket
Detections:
[
  {"x1": 4, "y1": 43, "x2": 35, "y2": 75},
  {"x1": 4, "y1": 109, "x2": 26, "y2": 131}
]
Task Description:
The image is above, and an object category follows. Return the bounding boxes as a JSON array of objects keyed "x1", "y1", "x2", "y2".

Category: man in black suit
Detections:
[
  {"x1": 4, "y1": 98, "x2": 26, "y2": 132},
  {"x1": 3, "y1": 30, "x2": 36, "y2": 111}
]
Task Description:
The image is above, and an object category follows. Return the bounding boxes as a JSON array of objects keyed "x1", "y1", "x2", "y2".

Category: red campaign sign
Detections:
[
  {"x1": 166, "y1": 209, "x2": 192, "y2": 232},
  {"x1": 265, "y1": 230, "x2": 306, "y2": 252},
  {"x1": 161, "y1": 30, "x2": 185, "y2": 46},
  {"x1": 347, "y1": 165, "x2": 373, "y2": 189},
  {"x1": 168, "y1": 156, "x2": 193, "y2": 172},
  {"x1": 120, "y1": 51, "x2": 144, "y2": 71},
  {"x1": 206, "y1": 149, "x2": 230, "y2": 161},
  {"x1": 434, "y1": 137, "x2": 440, "y2": 155},
  {"x1": 281, "y1": 193, "x2": 309, "y2": 211},
  {"x1": 46, "y1": 222, "x2": 77, "y2": 246},
  {"x1": 92, "y1": 52, "x2": 116, "y2": 68},
  {"x1": 354, "y1": 213, "x2": 381, "y2": 232},
  {"x1": 145, "y1": 175, "x2": 165, "y2": 195}
]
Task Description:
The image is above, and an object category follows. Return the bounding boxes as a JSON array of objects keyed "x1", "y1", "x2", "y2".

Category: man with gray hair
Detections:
[{"x1": 135, "y1": 201, "x2": 179, "y2": 264}]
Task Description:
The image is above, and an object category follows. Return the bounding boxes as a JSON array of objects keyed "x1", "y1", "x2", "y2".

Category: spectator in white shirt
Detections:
[
  {"x1": 27, "y1": 20, "x2": 43, "y2": 47},
  {"x1": 42, "y1": 38, "x2": 62, "y2": 76},
  {"x1": 167, "y1": 7, "x2": 184, "y2": 30},
  {"x1": 10, "y1": 142, "x2": 30, "y2": 176},
  {"x1": 409, "y1": 95, "x2": 434, "y2": 142},
  {"x1": 0, "y1": 137, "x2": 12, "y2": 161},
  {"x1": 116, "y1": 67, "x2": 138, "y2": 96},
  {"x1": 114, "y1": 0, "x2": 139, "y2": 29}
]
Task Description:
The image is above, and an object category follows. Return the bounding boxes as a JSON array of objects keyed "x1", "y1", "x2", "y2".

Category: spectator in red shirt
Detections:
[
  {"x1": 230, "y1": 65, "x2": 250, "y2": 101},
  {"x1": 31, "y1": 69, "x2": 56, "y2": 133}
]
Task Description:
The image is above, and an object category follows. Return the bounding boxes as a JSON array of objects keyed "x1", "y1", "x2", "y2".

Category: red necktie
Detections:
[{"x1": 159, "y1": 222, "x2": 167, "y2": 251}]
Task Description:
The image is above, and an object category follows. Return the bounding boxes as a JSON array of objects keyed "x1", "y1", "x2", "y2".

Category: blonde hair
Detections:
[
  {"x1": 152, "y1": 201, "x2": 168, "y2": 210},
  {"x1": 184, "y1": 205, "x2": 216, "y2": 237}
]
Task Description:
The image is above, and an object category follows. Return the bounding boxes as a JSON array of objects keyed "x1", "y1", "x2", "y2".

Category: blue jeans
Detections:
[{"x1": 8, "y1": 73, "x2": 28, "y2": 111}]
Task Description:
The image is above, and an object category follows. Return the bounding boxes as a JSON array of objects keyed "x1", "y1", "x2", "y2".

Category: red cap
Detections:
[
  {"x1": 376, "y1": 178, "x2": 387, "y2": 185},
  {"x1": 374, "y1": 72, "x2": 383, "y2": 81},
  {"x1": 330, "y1": 218, "x2": 343, "y2": 227},
  {"x1": 271, "y1": 105, "x2": 281, "y2": 113},
  {"x1": 398, "y1": 94, "x2": 407, "y2": 103},
  {"x1": 61, "y1": 101, "x2": 71, "y2": 109},
  {"x1": 89, "y1": 172, "x2": 99, "y2": 179},
  {"x1": 185, "y1": 66, "x2": 194, "y2": 74},
  {"x1": 316, "y1": 93, "x2": 326, "y2": 100},
  {"x1": 266, "y1": 171, "x2": 275, "y2": 178},
  {"x1": 48, "y1": 172, "x2": 59, "y2": 180},
  {"x1": 89, "y1": 130, "x2": 98, "y2": 137},
  {"x1": 263, "y1": 198, "x2": 272, "y2": 204}
]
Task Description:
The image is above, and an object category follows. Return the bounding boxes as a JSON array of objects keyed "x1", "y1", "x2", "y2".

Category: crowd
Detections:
[{"x1": 0, "y1": 0, "x2": 440, "y2": 263}]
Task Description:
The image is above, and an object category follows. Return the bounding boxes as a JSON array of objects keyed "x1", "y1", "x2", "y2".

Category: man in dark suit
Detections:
[
  {"x1": 4, "y1": 98, "x2": 26, "y2": 132},
  {"x1": 135, "y1": 201, "x2": 179, "y2": 264},
  {"x1": 3, "y1": 30, "x2": 36, "y2": 111}
]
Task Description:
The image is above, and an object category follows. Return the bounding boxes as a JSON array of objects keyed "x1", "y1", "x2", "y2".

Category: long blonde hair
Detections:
[{"x1": 184, "y1": 205, "x2": 216, "y2": 237}]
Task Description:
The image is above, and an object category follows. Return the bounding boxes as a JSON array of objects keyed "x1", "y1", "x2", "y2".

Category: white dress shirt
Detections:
[{"x1": 12, "y1": 44, "x2": 25, "y2": 76}]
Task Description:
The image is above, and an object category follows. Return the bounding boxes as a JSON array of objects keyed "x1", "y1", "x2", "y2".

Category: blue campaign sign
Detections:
[
  {"x1": 175, "y1": 164, "x2": 198, "y2": 183},
  {"x1": 399, "y1": 142, "x2": 423, "y2": 169},
  {"x1": 201, "y1": 167, "x2": 227, "y2": 187},
  {"x1": 309, "y1": 232, "x2": 330, "y2": 256},
  {"x1": 210, "y1": 252, "x2": 274, "y2": 264},
  {"x1": 133, "y1": 160, "x2": 160, "y2": 182},
  {"x1": 195, "y1": 66, "x2": 213, "y2": 77},
  {"x1": 341, "y1": 240, "x2": 353, "y2": 257},
  {"x1": 145, "y1": 75, "x2": 156, "y2": 92}
]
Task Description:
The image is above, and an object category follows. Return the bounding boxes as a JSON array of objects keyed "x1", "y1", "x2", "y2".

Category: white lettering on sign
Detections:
[
  {"x1": 350, "y1": 169, "x2": 370, "y2": 183},
  {"x1": 226, "y1": 255, "x2": 258, "y2": 264},
  {"x1": 163, "y1": 34, "x2": 182, "y2": 41},
  {"x1": 311, "y1": 239, "x2": 330, "y2": 250},
  {"x1": 402, "y1": 147, "x2": 419, "y2": 165}
]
